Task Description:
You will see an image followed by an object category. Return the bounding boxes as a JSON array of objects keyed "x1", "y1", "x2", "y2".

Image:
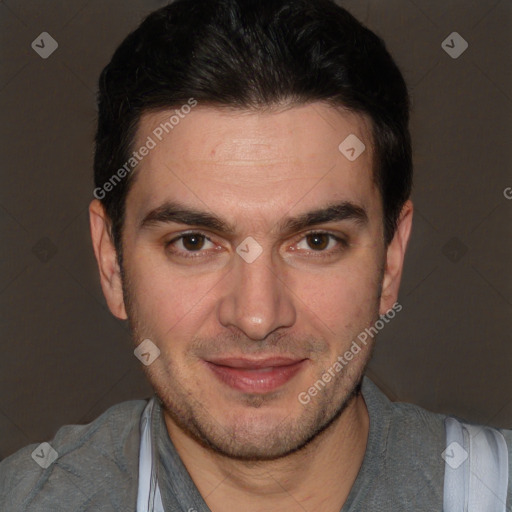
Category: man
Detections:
[{"x1": 1, "y1": 0, "x2": 510, "y2": 510}]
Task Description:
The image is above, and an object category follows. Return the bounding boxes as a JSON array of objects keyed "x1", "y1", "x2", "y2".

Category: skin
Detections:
[{"x1": 89, "y1": 102, "x2": 413, "y2": 511}]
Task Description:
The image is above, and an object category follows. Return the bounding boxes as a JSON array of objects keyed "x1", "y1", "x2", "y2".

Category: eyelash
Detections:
[{"x1": 165, "y1": 230, "x2": 349, "y2": 260}]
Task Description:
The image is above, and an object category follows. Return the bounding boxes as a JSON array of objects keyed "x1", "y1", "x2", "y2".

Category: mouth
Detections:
[{"x1": 203, "y1": 356, "x2": 308, "y2": 394}]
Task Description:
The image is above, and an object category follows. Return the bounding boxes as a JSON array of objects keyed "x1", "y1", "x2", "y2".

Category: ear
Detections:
[
  {"x1": 89, "y1": 199, "x2": 127, "y2": 319},
  {"x1": 379, "y1": 200, "x2": 413, "y2": 315}
]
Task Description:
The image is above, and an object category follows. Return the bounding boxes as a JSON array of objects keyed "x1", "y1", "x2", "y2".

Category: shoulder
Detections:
[
  {"x1": 360, "y1": 377, "x2": 446, "y2": 504},
  {"x1": 0, "y1": 398, "x2": 148, "y2": 511},
  {"x1": 361, "y1": 377, "x2": 512, "y2": 507},
  {"x1": 362, "y1": 376, "x2": 447, "y2": 454},
  {"x1": 365, "y1": 376, "x2": 512, "y2": 467}
]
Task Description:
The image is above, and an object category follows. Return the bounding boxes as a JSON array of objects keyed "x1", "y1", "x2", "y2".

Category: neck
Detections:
[{"x1": 163, "y1": 391, "x2": 370, "y2": 512}]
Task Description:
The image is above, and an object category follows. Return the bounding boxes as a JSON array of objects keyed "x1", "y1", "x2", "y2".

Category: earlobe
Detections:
[
  {"x1": 89, "y1": 199, "x2": 128, "y2": 320},
  {"x1": 379, "y1": 200, "x2": 413, "y2": 315}
]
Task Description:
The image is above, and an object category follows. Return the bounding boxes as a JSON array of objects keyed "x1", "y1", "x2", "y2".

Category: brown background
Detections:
[{"x1": 0, "y1": 0, "x2": 511, "y2": 459}]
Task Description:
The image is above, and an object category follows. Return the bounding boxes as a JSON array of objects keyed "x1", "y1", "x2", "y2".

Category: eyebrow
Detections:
[{"x1": 139, "y1": 200, "x2": 368, "y2": 235}]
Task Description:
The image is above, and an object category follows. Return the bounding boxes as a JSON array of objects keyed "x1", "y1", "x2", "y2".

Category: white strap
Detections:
[
  {"x1": 137, "y1": 397, "x2": 165, "y2": 512},
  {"x1": 443, "y1": 417, "x2": 509, "y2": 511}
]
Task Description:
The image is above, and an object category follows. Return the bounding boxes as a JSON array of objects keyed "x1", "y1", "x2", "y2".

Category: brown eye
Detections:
[
  {"x1": 181, "y1": 234, "x2": 206, "y2": 251},
  {"x1": 165, "y1": 232, "x2": 221, "y2": 261},
  {"x1": 305, "y1": 233, "x2": 330, "y2": 251},
  {"x1": 294, "y1": 232, "x2": 348, "y2": 257}
]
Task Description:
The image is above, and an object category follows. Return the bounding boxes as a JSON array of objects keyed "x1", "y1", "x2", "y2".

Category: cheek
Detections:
[
  {"x1": 290, "y1": 252, "x2": 382, "y2": 332},
  {"x1": 126, "y1": 254, "x2": 225, "y2": 338}
]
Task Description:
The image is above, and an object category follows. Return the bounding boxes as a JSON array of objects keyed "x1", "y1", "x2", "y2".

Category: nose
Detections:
[{"x1": 216, "y1": 246, "x2": 296, "y2": 341}]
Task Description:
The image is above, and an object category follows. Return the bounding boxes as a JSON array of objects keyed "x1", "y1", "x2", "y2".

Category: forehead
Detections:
[{"x1": 127, "y1": 103, "x2": 379, "y2": 225}]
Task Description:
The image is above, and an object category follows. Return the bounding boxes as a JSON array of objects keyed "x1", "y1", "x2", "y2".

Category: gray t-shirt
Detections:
[{"x1": 1, "y1": 376, "x2": 511, "y2": 511}]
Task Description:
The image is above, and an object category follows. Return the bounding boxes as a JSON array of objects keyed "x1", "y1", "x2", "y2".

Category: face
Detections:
[{"x1": 90, "y1": 102, "x2": 411, "y2": 460}]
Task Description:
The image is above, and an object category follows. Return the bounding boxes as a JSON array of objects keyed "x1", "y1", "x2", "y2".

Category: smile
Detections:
[{"x1": 203, "y1": 357, "x2": 307, "y2": 394}]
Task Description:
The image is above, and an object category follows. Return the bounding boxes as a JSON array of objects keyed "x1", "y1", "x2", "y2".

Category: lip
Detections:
[{"x1": 204, "y1": 357, "x2": 307, "y2": 394}]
